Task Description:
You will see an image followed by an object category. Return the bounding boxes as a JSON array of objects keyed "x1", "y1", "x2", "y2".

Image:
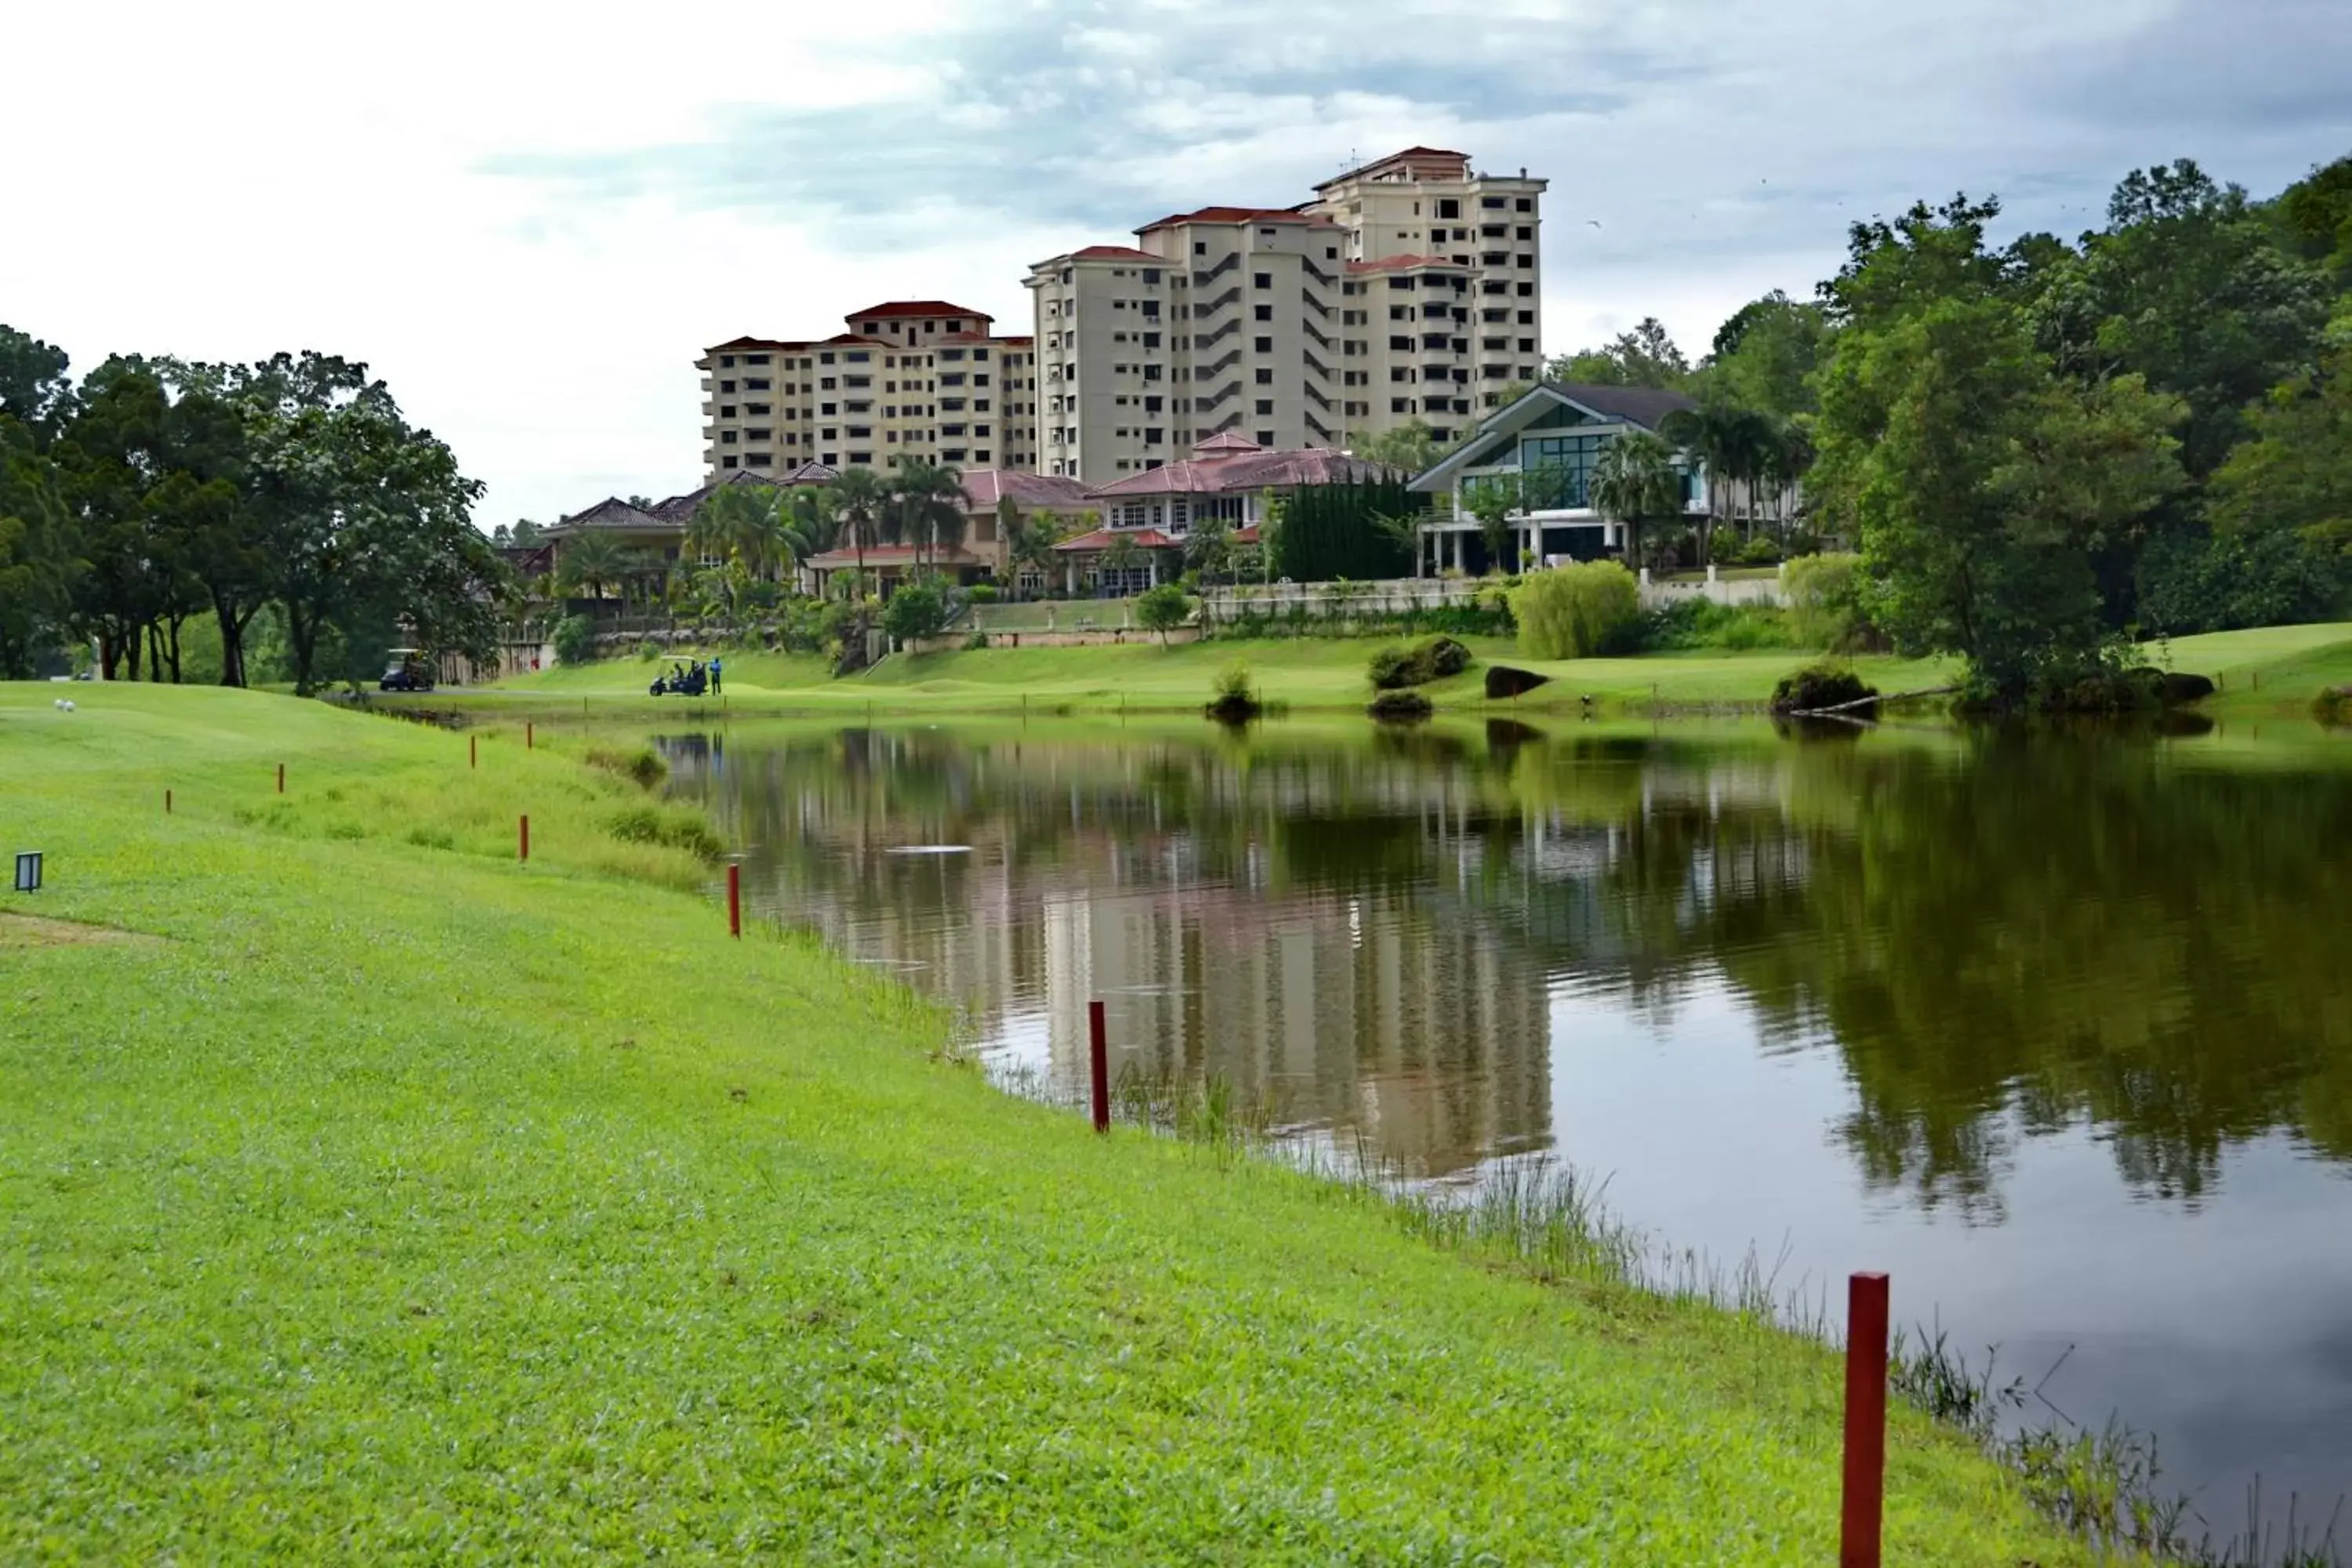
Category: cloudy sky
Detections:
[{"x1": 5, "y1": 0, "x2": 2346, "y2": 526}]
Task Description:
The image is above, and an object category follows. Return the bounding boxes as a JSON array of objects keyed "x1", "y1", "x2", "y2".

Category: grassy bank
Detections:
[
  {"x1": 469, "y1": 622, "x2": 2352, "y2": 720},
  {"x1": 2, "y1": 683, "x2": 2110, "y2": 1562}
]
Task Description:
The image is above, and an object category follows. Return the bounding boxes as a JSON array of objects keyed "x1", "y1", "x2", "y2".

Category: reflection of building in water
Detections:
[{"x1": 1038, "y1": 869, "x2": 1552, "y2": 1179}]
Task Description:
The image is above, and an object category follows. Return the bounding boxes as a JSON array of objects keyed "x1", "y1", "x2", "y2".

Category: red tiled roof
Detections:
[
  {"x1": 1135, "y1": 205, "x2": 1338, "y2": 232},
  {"x1": 805, "y1": 543, "x2": 987, "y2": 569},
  {"x1": 1054, "y1": 528, "x2": 1180, "y2": 552},
  {"x1": 1087, "y1": 447, "x2": 1391, "y2": 498},
  {"x1": 958, "y1": 470, "x2": 1095, "y2": 511},
  {"x1": 1192, "y1": 431, "x2": 1262, "y2": 452},
  {"x1": 705, "y1": 336, "x2": 808, "y2": 353},
  {"x1": 1345, "y1": 252, "x2": 1469, "y2": 274},
  {"x1": 842, "y1": 301, "x2": 993, "y2": 323},
  {"x1": 995, "y1": 336, "x2": 1035, "y2": 347},
  {"x1": 820, "y1": 332, "x2": 891, "y2": 347},
  {"x1": 544, "y1": 497, "x2": 677, "y2": 536},
  {"x1": 1070, "y1": 245, "x2": 1164, "y2": 262},
  {"x1": 1314, "y1": 147, "x2": 1474, "y2": 190}
]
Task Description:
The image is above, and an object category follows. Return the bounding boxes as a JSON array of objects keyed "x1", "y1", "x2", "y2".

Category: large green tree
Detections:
[
  {"x1": 1547, "y1": 318, "x2": 1691, "y2": 389},
  {"x1": 1700, "y1": 291, "x2": 1833, "y2": 419}
]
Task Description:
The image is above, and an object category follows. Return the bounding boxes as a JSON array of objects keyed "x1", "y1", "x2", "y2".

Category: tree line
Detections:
[
  {"x1": 1356, "y1": 152, "x2": 2352, "y2": 700},
  {"x1": 1, "y1": 332, "x2": 502, "y2": 691}
]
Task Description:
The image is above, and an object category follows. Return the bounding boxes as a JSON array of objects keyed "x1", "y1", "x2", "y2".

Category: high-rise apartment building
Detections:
[
  {"x1": 699, "y1": 302, "x2": 1039, "y2": 479},
  {"x1": 1028, "y1": 148, "x2": 1545, "y2": 484}
]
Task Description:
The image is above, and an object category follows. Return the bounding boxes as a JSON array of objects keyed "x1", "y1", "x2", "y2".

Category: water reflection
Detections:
[{"x1": 663, "y1": 717, "x2": 2352, "y2": 1525}]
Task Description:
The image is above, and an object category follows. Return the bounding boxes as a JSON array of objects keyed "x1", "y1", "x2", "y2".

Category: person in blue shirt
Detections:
[{"x1": 708, "y1": 656, "x2": 722, "y2": 695}]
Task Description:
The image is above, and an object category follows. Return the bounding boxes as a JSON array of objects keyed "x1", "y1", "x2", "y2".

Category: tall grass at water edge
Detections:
[{"x1": 993, "y1": 1059, "x2": 2343, "y2": 1567}]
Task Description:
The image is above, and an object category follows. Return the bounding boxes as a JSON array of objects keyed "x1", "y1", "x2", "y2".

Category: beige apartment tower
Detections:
[
  {"x1": 699, "y1": 302, "x2": 1039, "y2": 480},
  {"x1": 1029, "y1": 148, "x2": 1546, "y2": 485}
]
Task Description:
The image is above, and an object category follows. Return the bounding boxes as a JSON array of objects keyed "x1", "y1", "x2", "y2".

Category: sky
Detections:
[{"x1": 5, "y1": 0, "x2": 2347, "y2": 528}]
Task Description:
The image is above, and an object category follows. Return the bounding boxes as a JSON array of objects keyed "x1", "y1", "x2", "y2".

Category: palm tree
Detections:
[
  {"x1": 557, "y1": 532, "x2": 628, "y2": 604},
  {"x1": 829, "y1": 466, "x2": 887, "y2": 586},
  {"x1": 886, "y1": 459, "x2": 968, "y2": 578},
  {"x1": 782, "y1": 485, "x2": 839, "y2": 575},
  {"x1": 1588, "y1": 432, "x2": 1683, "y2": 573},
  {"x1": 1099, "y1": 530, "x2": 1145, "y2": 595},
  {"x1": 1004, "y1": 506, "x2": 1064, "y2": 597}
]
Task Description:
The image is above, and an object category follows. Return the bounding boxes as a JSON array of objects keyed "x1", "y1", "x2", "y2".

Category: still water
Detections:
[{"x1": 662, "y1": 717, "x2": 2352, "y2": 1533}]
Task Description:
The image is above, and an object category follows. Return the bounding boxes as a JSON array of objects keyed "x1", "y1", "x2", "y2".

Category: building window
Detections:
[
  {"x1": 746, "y1": 427, "x2": 771, "y2": 441},
  {"x1": 1483, "y1": 196, "x2": 1506, "y2": 209},
  {"x1": 745, "y1": 452, "x2": 771, "y2": 466},
  {"x1": 746, "y1": 353, "x2": 771, "y2": 365},
  {"x1": 1254, "y1": 336, "x2": 1272, "y2": 352},
  {"x1": 848, "y1": 452, "x2": 873, "y2": 464},
  {"x1": 1437, "y1": 198, "x2": 1460, "y2": 220},
  {"x1": 1254, "y1": 303, "x2": 1273, "y2": 321},
  {"x1": 721, "y1": 455, "x2": 739, "y2": 468},
  {"x1": 1254, "y1": 368, "x2": 1274, "y2": 384},
  {"x1": 720, "y1": 431, "x2": 738, "y2": 445},
  {"x1": 1518, "y1": 310, "x2": 1535, "y2": 325},
  {"x1": 1517, "y1": 282, "x2": 1534, "y2": 296},
  {"x1": 1256, "y1": 430, "x2": 1274, "y2": 445},
  {"x1": 1389, "y1": 335, "x2": 1412, "y2": 350},
  {"x1": 720, "y1": 354, "x2": 736, "y2": 367},
  {"x1": 1515, "y1": 197, "x2": 1533, "y2": 212},
  {"x1": 719, "y1": 404, "x2": 736, "y2": 417},
  {"x1": 720, "y1": 379, "x2": 737, "y2": 393},
  {"x1": 1254, "y1": 399, "x2": 1273, "y2": 416},
  {"x1": 747, "y1": 402, "x2": 770, "y2": 415},
  {"x1": 1253, "y1": 272, "x2": 1272, "y2": 289}
]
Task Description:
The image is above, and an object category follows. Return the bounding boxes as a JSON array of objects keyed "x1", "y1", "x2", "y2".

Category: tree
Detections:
[
  {"x1": 1702, "y1": 291, "x2": 1833, "y2": 419},
  {"x1": 0, "y1": 325, "x2": 74, "y2": 440},
  {"x1": 830, "y1": 466, "x2": 887, "y2": 583},
  {"x1": 1134, "y1": 583, "x2": 1192, "y2": 645},
  {"x1": 557, "y1": 532, "x2": 628, "y2": 601},
  {"x1": 1183, "y1": 514, "x2": 1235, "y2": 587},
  {"x1": 1346, "y1": 419, "x2": 1448, "y2": 473},
  {"x1": 1547, "y1": 318, "x2": 1691, "y2": 388},
  {"x1": 1813, "y1": 291, "x2": 2185, "y2": 699},
  {"x1": 885, "y1": 459, "x2": 967, "y2": 575},
  {"x1": 1098, "y1": 529, "x2": 1145, "y2": 590},
  {"x1": 2205, "y1": 321, "x2": 2352, "y2": 559},
  {"x1": 2273, "y1": 154, "x2": 2352, "y2": 281},
  {"x1": 2063, "y1": 160, "x2": 2332, "y2": 478},
  {"x1": 0, "y1": 415, "x2": 76, "y2": 676},
  {"x1": 1459, "y1": 476, "x2": 1524, "y2": 574},
  {"x1": 1511, "y1": 561, "x2": 1639, "y2": 658},
  {"x1": 880, "y1": 581, "x2": 947, "y2": 643},
  {"x1": 1588, "y1": 432, "x2": 1683, "y2": 572},
  {"x1": 1003, "y1": 503, "x2": 1064, "y2": 597}
]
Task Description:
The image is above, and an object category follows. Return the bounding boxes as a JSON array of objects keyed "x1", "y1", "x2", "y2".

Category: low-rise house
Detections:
[
  {"x1": 1052, "y1": 433, "x2": 1385, "y2": 593},
  {"x1": 800, "y1": 468, "x2": 1097, "y2": 597},
  {"x1": 1406, "y1": 383, "x2": 1707, "y2": 574}
]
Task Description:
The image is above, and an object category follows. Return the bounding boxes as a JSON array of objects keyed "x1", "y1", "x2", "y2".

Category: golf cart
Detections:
[{"x1": 379, "y1": 648, "x2": 436, "y2": 692}]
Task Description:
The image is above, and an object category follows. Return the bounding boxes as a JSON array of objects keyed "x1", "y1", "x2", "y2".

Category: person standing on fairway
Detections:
[{"x1": 709, "y1": 656, "x2": 723, "y2": 695}]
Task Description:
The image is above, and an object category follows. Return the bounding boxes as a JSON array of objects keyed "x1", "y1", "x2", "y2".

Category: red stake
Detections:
[
  {"x1": 470, "y1": 734, "x2": 477, "y2": 769},
  {"x1": 727, "y1": 863, "x2": 742, "y2": 938},
  {"x1": 1841, "y1": 1272, "x2": 1892, "y2": 1568},
  {"x1": 1087, "y1": 1000, "x2": 1110, "y2": 1134},
  {"x1": 276, "y1": 762, "x2": 285, "y2": 794},
  {"x1": 518, "y1": 815, "x2": 530, "y2": 862}
]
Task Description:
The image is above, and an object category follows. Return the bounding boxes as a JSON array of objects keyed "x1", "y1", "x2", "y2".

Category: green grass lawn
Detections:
[
  {"x1": 468, "y1": 621, "x2": 2352, "y2": 725},
  {"x1": 0, "y1": 682, "x2": 2100, "y2": 1563}
]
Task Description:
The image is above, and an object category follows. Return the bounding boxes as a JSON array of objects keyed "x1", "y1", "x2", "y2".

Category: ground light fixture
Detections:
[{"x1": 14, "y1": 851, "x2": 42, "y2": 892}]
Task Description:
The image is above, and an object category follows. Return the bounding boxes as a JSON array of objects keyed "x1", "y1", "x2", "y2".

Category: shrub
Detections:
[
  {"x1": 881, "y1": 583, "x2": 948, "y2": 644},
  {"x1": 965, "y1": 583, "x2": 999, "y2": 604},
  {"x1": 1738, "y1": 535, "x2": 1784, "y2": 566},
  {"x1": 605, "y1": 803, "x2": 724, "y2": 862},
  {"x1": 1205, "y1": 660, "x2": 1261, "y2": 722},
  {"x1": 1421, "y1": 635, "x2": 1472, "y2": 677},
  {"x1": 1769, "y1": 662, "x2": 1876, "y2": 714},
  {"x1": 963, "y1": 628, "x2": 990, "y2": 651},
  {"x1": 1511, "y1": 562, "x2": 1639, "y2": 659},
  {"x1": 586, "y1": 745, "x2": 668, "y2": 789},
  {"x1": 1367, "y1": 689, "x2": 1434, "y2": 722},
  {"x1": 1633, "y1": 598, "x2": 1793, "y2": 653},
  {"x1": 553, "y1": 615, "x2": 597, "y2": 666},
  {"x1": 1367, "y1": 645, "x2": 1417, "y2": 690},
  {"x1": 1707, "y1": 528, "x2": 1744, "y2": 566},
  {"x1": 2316, "y1": 686, "x2": 2352, "y2": 727},
  {"x1": 637, "y1": 641, "x2": 660, "y2": 662},
  {"x1": 1134, "y1": 583, "x2": 1193, "y2": 644},
  {"x1": 1782, "y1": 552, "x2": 1875, "y2": 652}
]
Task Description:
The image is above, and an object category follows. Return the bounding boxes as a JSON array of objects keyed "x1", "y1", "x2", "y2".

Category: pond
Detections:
[{"x1": 661, "y1": 715, "x2": 2352, "y2": 1541}]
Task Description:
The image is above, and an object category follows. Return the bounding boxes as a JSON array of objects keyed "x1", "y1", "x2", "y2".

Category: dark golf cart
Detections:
[{"x1": 379, "y1": 649, "x2": 435, "y2": 692}]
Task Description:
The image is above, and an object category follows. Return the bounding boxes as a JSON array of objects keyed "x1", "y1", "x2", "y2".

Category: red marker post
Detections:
[
  {"x1": 1087, "y1": 1000, "x2": 1110, "y2": 1134},
  {"x1": 518, "y1": 815, "x2": 530, "y2": 862},
  {"x1": 1841, "y1": 1271, "x2": 1892, "y2": 1568},
  {"x1": 727, "y1": 864, "x2": 742, "y2": 938}
]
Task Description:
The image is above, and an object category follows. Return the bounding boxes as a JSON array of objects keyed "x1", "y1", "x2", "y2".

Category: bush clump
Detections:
[
  {"x1": 1367, "y1": 635, "x2": 1473, "y2": 689},
  {"x1": 965, "y1": 583, "x2": 998, "y2": 604},
  {"x1": 605, "y1": 804, "x2": 725, "y2": 863},
  {"x1": 1204, "y1": 660, "x2": 1261, "y2": 723},
  {"x1": 1512, "y1": 563, "x2": 1639, "y2": 659},
  {"x1": 1367, "y1": 689, "x2": 1434, "y2": 723},
  {"x1": 1769, "y1": 662, "x2": 1878, "y2": 714},
  {"x1": 1782, "y1": 553, "x2": 1882, "y2": 652},
  {"x1": 2315, "y1": 686, "x2": 2352, "y2": 727},
  {"x1": 586, "y1": 744, "x2": 668, "y2": 789},
  {"x1": 553, "y1": 615, "x2": 597, "y2": 667},
  {"x1": 881, "y1": 583, "x2": 949, "y2": 644}
]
